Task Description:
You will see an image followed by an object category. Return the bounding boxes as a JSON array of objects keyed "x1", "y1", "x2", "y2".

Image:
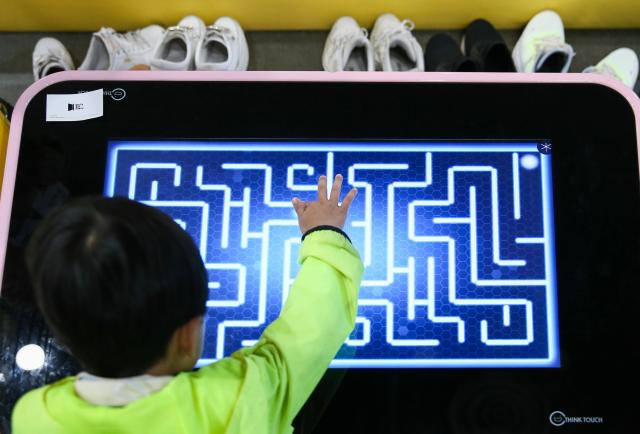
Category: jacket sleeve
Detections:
[{"x1": 228, "y1": 229, "x2": 363, "y2": 433}]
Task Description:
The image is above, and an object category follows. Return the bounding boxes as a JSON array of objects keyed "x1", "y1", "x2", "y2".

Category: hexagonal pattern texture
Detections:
[{"x1": 106, "y1": 141, "x2": 559, "y2": 368}]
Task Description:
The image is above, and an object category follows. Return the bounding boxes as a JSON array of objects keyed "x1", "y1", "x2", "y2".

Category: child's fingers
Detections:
[
  {"x1": 317, "y1": 175, "x2": 328, "y2": 201},
  {"x1": 292, "y1": 197, "x2": 305, "y2": 217},
  {"x1": 330, "y1": 174, "x2": 343, "y2": 204},
  {"x1": 340, "y1": 188, "x2": 358, "y2": 211}
]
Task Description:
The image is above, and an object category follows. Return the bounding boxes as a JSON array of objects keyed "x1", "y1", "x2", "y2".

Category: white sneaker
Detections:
[
  {"x1": 322, "y1": 16, "x2": 373, "y2": 72},
  {"x1": 150, "y1": 16, "x2": 205, "y2": 71},
  {"x1": 512, "y1": 10, "x2": 575, "y2": 73},
  {"x1": 195, "y1": 17, "x2": 249, "y2": 71},
  {"x1": 32, "y1": 37, "x2": 75, "y2": 81},
  {"x1": 583, "y1": 48, "x2": 639, "y2": 88},
  {"x1": 370, "y1": 13, "x2": 424, "y2": 72},
  {"x1": 78, "y1": 25, "x2": 165, "y2": 70}
]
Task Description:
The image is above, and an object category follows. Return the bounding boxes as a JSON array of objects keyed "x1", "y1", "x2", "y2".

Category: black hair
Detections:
[{"x1": 25, "y1": 196, "x2": 208, "y2": 377}]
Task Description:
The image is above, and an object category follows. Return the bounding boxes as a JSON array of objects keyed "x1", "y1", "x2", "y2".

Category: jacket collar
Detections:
[{"x1": 74, "y1": 371, "x2": 174, "y2": 406}]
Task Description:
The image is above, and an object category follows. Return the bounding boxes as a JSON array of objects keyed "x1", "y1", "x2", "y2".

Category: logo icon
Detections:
[
  {"x1": 67, "y1": 103, "x2": 84, "y2": 111},
  {"x1": 549, "y1": 411, "x2": 566, "y2": 426},
  {"x1": 107, "y1": 88, "x2": 126, "y2": 101},
  {"x1": 537, "y1": 141, "x2": 552, "y2": 154}
]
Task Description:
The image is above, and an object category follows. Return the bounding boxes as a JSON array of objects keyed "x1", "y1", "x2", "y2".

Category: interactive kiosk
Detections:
[{"x1": 1, "y1": 72, "x2": 639, "y2": 433}]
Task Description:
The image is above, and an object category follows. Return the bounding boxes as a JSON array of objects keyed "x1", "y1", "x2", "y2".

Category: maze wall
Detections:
[{"x1": 105, "y1": 141, "x2": 559, "y2": 368}]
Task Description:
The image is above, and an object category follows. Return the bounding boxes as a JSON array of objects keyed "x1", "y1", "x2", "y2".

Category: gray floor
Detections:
[{"x1": 1, "y1": 29, "x2": 640, "y2": 105}]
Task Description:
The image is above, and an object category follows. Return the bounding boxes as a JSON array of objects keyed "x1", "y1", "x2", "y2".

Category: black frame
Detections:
[{"x1": 1, "y1": 78, "x2": 639, "y2": 433}]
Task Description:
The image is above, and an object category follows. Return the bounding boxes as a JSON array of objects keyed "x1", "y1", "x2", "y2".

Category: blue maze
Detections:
[{"x1": 105, "y1": 141, "x2": 560, "y2": 368}]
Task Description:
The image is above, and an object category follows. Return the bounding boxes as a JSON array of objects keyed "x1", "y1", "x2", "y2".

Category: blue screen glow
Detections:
[{"x1": 105, "y1": 141, "x2": 560, "y2": 368}]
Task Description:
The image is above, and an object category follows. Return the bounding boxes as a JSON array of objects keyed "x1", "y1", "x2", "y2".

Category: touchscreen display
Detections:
[{"x1": 105, "y1": 141, "x2": 559, "y2": 368}]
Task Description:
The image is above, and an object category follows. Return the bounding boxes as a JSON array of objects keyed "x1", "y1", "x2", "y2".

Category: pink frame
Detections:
[{"x1": 1, "y1": 71, "x2": 639, "y2": 292}]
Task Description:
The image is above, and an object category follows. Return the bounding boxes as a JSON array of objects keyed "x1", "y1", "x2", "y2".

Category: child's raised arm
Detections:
[{"x1": 227, "y1": 174, "x2": 363, "y2": 433}]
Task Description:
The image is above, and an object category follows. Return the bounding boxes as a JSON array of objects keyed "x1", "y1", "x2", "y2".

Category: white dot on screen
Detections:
[
  {"x1": 520, "y1": 154, "x2": 540, "y2": 170},
  {"x1": 16, "y1": 344, "x2": 45, "y2": 371}
]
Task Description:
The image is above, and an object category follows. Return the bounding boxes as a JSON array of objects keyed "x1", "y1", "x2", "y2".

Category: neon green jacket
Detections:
[{"x1": 12, "y1": 229, "x2": 363, "y2": 434}]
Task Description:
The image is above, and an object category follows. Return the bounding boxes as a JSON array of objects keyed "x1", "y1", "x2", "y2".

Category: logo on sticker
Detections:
[
  {"x1": 105, "y1": 88, "x2": 126, "y2": 101},
  {"x1": 46, "y1": 88, "x2": 104, "y2": 122},
  {"x1": 549, "y1": 411, "x2": 566, "y2": 426},
  {"x1": 549, "y1": 410, "x2": 604, "y2": 427}
]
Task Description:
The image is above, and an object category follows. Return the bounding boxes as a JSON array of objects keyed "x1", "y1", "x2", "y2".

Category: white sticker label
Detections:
[{"x1": 46, "y1": 89, "x2": 104, "y2": 122}]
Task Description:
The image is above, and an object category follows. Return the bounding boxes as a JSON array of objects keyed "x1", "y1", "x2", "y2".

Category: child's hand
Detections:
[{"x1": 291, "y1": 174, "x2": 357, "y2": 234}]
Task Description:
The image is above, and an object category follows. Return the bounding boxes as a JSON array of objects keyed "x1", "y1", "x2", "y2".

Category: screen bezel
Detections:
[{"x1": 1, "y1": 73, "x2": 639, "y2": 431}]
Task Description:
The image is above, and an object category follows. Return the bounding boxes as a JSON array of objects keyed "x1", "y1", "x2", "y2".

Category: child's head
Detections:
[{"x1": 25, "y1": 196, "x2": 208, "y2": 377}]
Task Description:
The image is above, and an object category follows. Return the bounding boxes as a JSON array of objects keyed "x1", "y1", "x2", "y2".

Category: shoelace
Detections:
[
  {"x1": 535, "y1": 35, "x2": 571, "y2": 55},
  {"x1": 99, "y1": 27, "x2": 152, "y2": 54},
  {"x1": 593, "y1": 63, "x2": 624, "y2": 83},
  {"x1": 120, "y1": 30, "x2": 150, "y2": 47},
  {"x1": 35, "y1": 54, "x2": 62, "y2": 68},
  {"x1": 205, "y1": 25, "x2": 236, "y2": 41},
  {"x1": 373, "y1": 19, "x2": 416, "y2": 63},
  {"x1": 167, "y1": 24, "x2": 201, "y2": 36},
  {"x1": 527, "y1": 34, "x2": 574, "y2": 70},
  {"x1": 327, "y1": 27, "x2": 368, "y2": 64},
  {"x1": 34, "y1": 54, "x2": 65, "y2": 76}
]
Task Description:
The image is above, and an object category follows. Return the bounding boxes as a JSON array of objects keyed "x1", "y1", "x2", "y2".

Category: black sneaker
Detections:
[
  {"x1": 424, "y1": 33, "x2": 481, "y2": 72},
  {"x1": 462, "y1": 19, "x2": 515, "y2": 72}
]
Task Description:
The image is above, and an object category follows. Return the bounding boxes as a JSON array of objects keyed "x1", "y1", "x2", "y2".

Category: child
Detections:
[{"x1": 12, "y1": 174, "x2": 362, "y2": 434}]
